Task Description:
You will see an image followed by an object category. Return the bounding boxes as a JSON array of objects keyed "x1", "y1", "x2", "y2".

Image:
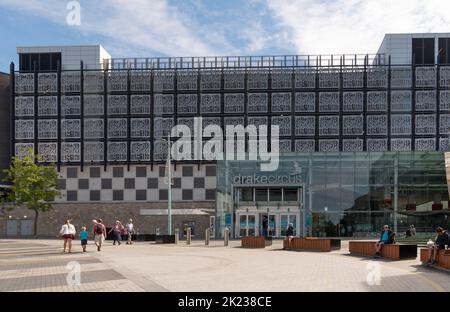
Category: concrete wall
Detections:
[
  {"x1": 0, "y1": 72, "x2": 11, "y2": 182},
  {"x1": 17, "y1": 45, "x2": 111, "y2": 70},
  {"x1": 377, "y1": 33, "x2": 450, "y2": 65},
  {"x1": 0, "y1": 201, "x2": 213, "y2": 238}
]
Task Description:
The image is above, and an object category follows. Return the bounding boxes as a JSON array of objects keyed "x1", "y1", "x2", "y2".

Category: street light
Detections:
[{"x1": 161, "y1": 135, "x2": 173, "y2": 235}]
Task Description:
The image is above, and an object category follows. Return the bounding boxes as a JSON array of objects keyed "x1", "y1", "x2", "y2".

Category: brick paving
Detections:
[
  {"x1": 0, "y1": 240, "x2": 144, "y2": 292},
  {"x1": 1, "y1": 239, "x2": 450, "y2": 292}
]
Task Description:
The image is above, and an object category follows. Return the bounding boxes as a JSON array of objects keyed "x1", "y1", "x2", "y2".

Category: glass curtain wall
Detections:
[{"x1": 216, "y1": 152, "x2": 449, "y2": 238}]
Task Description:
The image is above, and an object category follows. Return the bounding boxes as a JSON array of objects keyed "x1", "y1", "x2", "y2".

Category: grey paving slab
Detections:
[
  {"x1": 0, "y1": 269, "x2": 125, "y2": 291},
  {"x1": 1, "y1": 239, "x2": 450, "y2": 292}
]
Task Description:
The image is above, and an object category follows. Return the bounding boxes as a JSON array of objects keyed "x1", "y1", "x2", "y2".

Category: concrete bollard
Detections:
[
  {"x1": 205, "y1": 228, "x2": 210, "y2": 246},
  {"x1": 224, "y1": 227, "x2": 229, "y2": 246},
  {"x1": 186, "y1": 227, "x2": 191, "y2": 245},
  {"x1": 175, "y1": 228, "x2": 179, "y2": 244}
]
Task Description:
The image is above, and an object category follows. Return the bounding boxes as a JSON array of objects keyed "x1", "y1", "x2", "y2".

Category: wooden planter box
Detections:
[
  {"x1": 155, "y1": 235, "x2": 176, "y2": 244},
  {"x1": 135, "y1": 234, "x2": 155, "y2": 241},
  {"x1": 283, "y1": 237, "x2": 341, "y2": 252},
  {"x1": 349, "y1": 241, "x2": 417, "y2": 260},
  {"x1": 241, "y1": 236, "x2": 272, "y2": 248},
  {"x1": 420, "y1": 248, "x2": 450, "y2": 269}
]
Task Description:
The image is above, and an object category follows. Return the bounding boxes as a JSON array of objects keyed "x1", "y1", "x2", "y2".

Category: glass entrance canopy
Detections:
[{"x1": 216, "y1": 152, "x2": 450, "y2": 238}]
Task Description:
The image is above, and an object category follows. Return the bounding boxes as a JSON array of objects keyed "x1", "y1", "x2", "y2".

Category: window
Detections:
[
  {"x1": 269, "y1": 188, "x2": 282, "y2": 202},
  {"x1": 40, "y1": 53, "x2": 51, "y2": 71},
  {"x1": 255, "y1": 188, "x2": 268, "y2": 202},
  {"x1": 20, "y1": 54, "x2": 31, "y2": 71},
  {"x1": 31, "y1": 54, "x2": 39, "y2": 70},
  {"x1": 18, "y1": 53, "x2": 62, "y2": 71},
  {"x1": 51, "y1": 53, "x2": 61, "y2": 70},
  {"x1": 239, "y1": 188, "x2": 253, "y2": 202},
  {"x1": 412, "y1": 38, "x2": 435, "y2": 65},
  {"x1": 439, "y1": 38, "x2": 450, "y2": 65},
  {"x1": 284, "y1": 188, "x2": 298, "y2": 202}
]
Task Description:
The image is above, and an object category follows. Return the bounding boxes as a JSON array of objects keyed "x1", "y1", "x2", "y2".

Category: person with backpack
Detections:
[
  {"x1": 425, "y1": 227, "x2": 450, "y2": 266},
  {"x1": 93, "y1": 219, "x2": 106, "y2": 252},
  {"x1": 374, "y1": 225, "x2": 395, "y2": 257}
]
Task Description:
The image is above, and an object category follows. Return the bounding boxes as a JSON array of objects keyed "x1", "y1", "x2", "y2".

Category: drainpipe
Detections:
[{"x1": 394, "y1": 153, "x2": 398, "y2": 234}]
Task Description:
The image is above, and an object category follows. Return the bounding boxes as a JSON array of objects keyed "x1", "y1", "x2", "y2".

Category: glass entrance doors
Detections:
[
  {"x1": 236, "y1": 212, "x2": 300, "y2": 238},
  {"x1": 238, "y1": 213, "x2": 257, "y2": 237},
  {"x1": 280, "y1": 214, "x2": 299, "y2": 237}
]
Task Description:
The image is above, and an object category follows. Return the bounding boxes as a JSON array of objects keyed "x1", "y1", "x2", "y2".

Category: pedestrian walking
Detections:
[
  {"x1": 109, "y1": 221, "x2": 124, "y2": 245},
  {"x1": 79, "y1": 226, "x2": 88, "y2": 252},
  {"x1": 125, "y1": 219, "x2": 135, "y2": 245},
  {"x1": 93, "y1": 219, "x2": 106, "y2": 252},
  {"x1": 58, "y1": 219, "x2": 76, "y2": 253}
]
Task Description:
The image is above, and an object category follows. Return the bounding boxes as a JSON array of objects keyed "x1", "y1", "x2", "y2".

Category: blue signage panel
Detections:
[
  {"x1": 305, "y1": 213, "x2": 312, "y2": 227},
  {"x1": 225, "y1": 213, "x2": 232, "y2": 227}
]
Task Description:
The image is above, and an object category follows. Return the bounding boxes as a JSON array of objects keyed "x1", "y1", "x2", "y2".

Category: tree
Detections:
[{"x1": 2, "y1": 149, "x2": 61, "y2": 236}]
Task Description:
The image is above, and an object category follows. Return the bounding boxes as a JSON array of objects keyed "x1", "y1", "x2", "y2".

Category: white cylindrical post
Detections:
[
  {"x1": 224, "y1": 227, "x2": 229, "y2": 246},
  {"x1": 175, "y1": 228, "x2": 179, "y2": 244},
  {"x1": 186, "y1": 227, "x2": 191, "y2": 245},
  {"x1": 205, "y1": 228, "x2": 210, "y2": 246}
]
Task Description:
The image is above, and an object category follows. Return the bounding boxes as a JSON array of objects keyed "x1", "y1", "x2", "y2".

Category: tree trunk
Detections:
[{"x1": 34, "y1": 209, "x2": 38, "y2": 237}]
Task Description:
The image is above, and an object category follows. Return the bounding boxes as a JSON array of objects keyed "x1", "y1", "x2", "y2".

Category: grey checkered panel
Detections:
[{"x1": 56, "y1": 164, "x2": 217, "y2": 202}]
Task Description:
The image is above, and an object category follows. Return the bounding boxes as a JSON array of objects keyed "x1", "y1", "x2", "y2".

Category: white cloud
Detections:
[
  {"x1": 0, "y1": 0, "x2": 223, "y2": 56},
  {"x1": 265, "y1": 0, "x2": 450, "y2": 55},
  {"x1": 2, "y1": 0, "x2": 448, "y2": 58}
]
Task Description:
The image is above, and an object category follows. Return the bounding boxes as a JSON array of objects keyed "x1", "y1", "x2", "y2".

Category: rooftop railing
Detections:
[{"x1": 105, "y1": 54, "x2": 386, "y2": 70}]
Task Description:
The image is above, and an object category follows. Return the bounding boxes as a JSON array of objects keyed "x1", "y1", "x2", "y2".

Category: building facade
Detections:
[{"x1": 1, "y1": 34, "x2": 450, "y2": 238}]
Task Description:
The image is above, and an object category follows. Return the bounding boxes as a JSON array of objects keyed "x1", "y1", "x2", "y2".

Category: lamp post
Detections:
[{"x1": 161, "y1": 135, "x2": 173, "y2": 235}]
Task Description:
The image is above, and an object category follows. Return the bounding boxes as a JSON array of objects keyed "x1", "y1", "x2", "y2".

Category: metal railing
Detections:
[{"x1": 105, "y1": 54, "x2": 386, "y2": 70}]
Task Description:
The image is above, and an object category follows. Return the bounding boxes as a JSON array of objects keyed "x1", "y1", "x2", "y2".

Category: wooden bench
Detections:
[
  {"x1": 241, "y1": 236, "x2": 273, "y2": 248},
  {"x1": 420, "y1": 248, "x2": 450, "y2": 269},
  {"x1": 349, "y1": 241, "x2": 417, "y2": 260},
  {"x1": 283, "y1": 237, "x2": 341, "y2": 252}
]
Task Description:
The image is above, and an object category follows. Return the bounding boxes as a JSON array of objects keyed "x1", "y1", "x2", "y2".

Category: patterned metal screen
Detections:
[{"x1": 12, "y1": 63, "x2": 450, "y2": 164}]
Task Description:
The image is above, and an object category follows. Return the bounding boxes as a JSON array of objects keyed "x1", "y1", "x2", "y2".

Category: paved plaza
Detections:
[{"x1": 1, "y1": 239, "x2": 450, "y2": 292}]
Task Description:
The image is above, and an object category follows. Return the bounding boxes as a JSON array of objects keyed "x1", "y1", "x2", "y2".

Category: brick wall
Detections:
[{"x1": 0, "y1": 201, "x2": 213, "y2": 238}]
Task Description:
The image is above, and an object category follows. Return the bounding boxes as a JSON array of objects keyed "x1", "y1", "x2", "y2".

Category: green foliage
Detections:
[{"x1": 2, "y1": 149, "x2": 61, "y2": 214}]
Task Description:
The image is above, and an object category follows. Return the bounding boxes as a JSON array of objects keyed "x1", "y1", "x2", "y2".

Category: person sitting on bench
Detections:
[
  {"x1": 285, "y1": 223, "x2": 295, "y2": 249},
  {"x1": 374, "y1": 225, "x2": 395, "y2": 256},
  {"x1": 425, "y1": 227, "x2": 450, "y2": 266}
]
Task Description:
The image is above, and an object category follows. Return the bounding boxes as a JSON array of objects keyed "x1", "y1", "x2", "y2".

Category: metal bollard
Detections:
[
  {"x1": 205, "y1": 228, "x2": 210, "y2": 246},
  {"x1": 175, "y1": 228, "x2": 179, "y2": 244},
  {"x1": 224, "y1": 227, "x2": 229, "y2": 246},
  {"x1": 186, "y1": 227, "x2": 191, "y2": 245}
]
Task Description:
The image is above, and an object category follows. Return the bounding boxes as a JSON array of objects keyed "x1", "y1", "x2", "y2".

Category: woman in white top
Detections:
[{"x1": 58, "y1": 219, "x2": 76, "y2": 253}]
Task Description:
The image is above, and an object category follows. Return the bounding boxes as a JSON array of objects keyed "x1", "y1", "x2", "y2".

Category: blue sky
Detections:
[{"x1": 0, "y1": 0, "x2": 449, "y2": 72}]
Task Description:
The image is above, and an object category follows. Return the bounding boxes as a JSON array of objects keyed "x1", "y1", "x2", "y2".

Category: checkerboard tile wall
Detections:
[{"x1": 56, "y1": 164, "x2": 217, "y2": 202}]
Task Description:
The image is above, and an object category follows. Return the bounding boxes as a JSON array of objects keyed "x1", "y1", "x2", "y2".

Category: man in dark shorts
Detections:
[{"x1": 425, "y1": 227, "x2": 450, "y2": 266}]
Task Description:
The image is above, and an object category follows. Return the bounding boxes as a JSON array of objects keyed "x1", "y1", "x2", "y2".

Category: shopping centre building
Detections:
[{"x1": 0, "y1": 33, "x2": 450, "y2": 238}]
